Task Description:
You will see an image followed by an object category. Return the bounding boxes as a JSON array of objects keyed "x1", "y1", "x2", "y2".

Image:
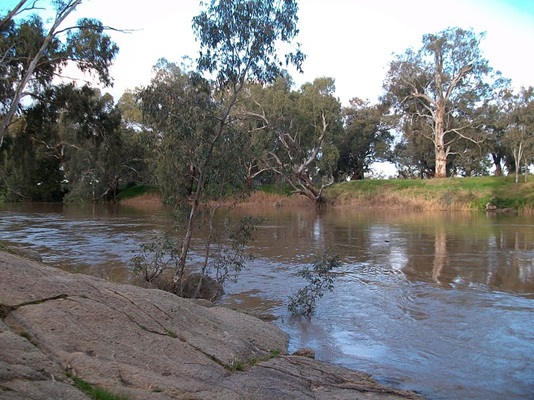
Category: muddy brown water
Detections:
[{"x1": 1, "y1": 202, "x2": 533, "y2": 399}]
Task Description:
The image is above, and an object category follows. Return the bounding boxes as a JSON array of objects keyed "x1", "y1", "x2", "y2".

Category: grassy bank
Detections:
[
  {"x1": 326, "y1": 176, "x2": 534, "y2": 212},
  {"x1": 120, "y1": 176, "x2": 534, "y2": 213}
]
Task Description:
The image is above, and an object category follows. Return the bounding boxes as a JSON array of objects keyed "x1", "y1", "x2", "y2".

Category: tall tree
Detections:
[
  {"x1": 0, "y1": 84, "x2": 127, "y2": 202},
  {"x1": 504, "y1": 87, "x2": 534, "y2": 184},
  {"x1": 383, "y1": 27, "x2": 507, "y2": 178},
  {"x1": 243, "y1": 76, "x2": 342, "y2": 205},
  {"x1": 0, "y1": 0, "x2": 118, "y2": 146},
  {"x1": 172, "y1": 0, "x2": 304, "y2": 287}
]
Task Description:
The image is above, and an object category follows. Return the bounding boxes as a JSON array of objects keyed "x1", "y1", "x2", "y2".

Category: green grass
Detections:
[
  {"x1": 325, "y1": 176, "x2": 534, "y2": 212},
  {"x1": 69, "y1": 375, "x2": 129, "y2": 400},
  {"x1": 227, "y1": 348, "x2": 283, "y2": 372},
  {"x1": 117, "y1": 185, "x2": 159, "y2": 200}
]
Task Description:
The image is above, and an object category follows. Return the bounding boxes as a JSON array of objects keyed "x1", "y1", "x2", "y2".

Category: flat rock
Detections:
[{"x1": 0, "y1": 251, "x2": 422, "y2": 399}]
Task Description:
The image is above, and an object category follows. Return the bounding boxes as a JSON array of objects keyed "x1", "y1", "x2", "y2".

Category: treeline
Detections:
[{"x1": 1, "y1": 1, "x2": 533, "y2": 207}]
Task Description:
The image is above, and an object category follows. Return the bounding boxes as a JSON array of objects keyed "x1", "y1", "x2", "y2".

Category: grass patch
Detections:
[
  {"x1": 326, "y1": 176, "x2": 534, "y2": 212},
  {"x1": 117, "y1": 185, "x2": 159, "y2": 200},
  {"x1": 228, "y1": 348, "x2": 283, "y2": 372},
  {"x1": 69, "y1": 375, "x2": 129, "y2": 400},
  {"x1": 165, "y1": 329, "x2": 177, "y2": 338}
]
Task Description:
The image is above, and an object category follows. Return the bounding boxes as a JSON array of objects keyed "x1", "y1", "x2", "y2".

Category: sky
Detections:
[
  {"x1": 2, "y1": 0, "x2": 533, "y2": 177},
  {"x1": 2, "y1": 0, "x2": 534, "y2": 106},
  {"x1": 80, "y1": 0, "x2": 534, "y2": 105}
]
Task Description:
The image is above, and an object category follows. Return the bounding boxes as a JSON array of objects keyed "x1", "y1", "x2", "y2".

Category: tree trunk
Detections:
[
  {"x1": 350, "y1": 161, "x2": 364, "y2": 180},
  {"x1": 491, "y1": 153, "x2": 503, "y2": 176},
  {"x1": 0, "y1": 0, "x2": 82, "y2": 146},
  {"x1": 434, "y1": 102, "x2": 447, "y2": 178},
  {"x1": 513, "y1": 141, "x2": 522, "y2": 186}
]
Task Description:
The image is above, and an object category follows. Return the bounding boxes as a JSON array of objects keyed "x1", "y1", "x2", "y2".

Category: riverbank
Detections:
[
  {"x1": 120, "y1": 176, "x2": 534, "y2": 213},
  {"x1": 0, "y1": 248, "x2": 423, "y2": 400}
]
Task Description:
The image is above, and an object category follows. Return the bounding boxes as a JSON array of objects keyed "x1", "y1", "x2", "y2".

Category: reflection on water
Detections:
[{"x1": 1, "y1": 203, "x2": 533, "y2": 399}]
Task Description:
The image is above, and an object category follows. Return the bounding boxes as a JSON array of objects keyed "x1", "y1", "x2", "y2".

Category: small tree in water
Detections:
[{"x1": 288, "y1": 253, "x2": 341, "y2": 317}]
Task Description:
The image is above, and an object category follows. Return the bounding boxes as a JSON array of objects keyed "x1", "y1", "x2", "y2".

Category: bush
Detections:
[{"x1": 288, "y1": 253, "x2": 341, "y2": 317}]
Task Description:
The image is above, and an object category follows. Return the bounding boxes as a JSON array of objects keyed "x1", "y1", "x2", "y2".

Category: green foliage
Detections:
[
  {"x1": 335, "y1": 98, "x2": 393, "y2": 181},
  {"x1": 193, "y1": 0, "x2": 304, "y2": 87},
  {"x1": 384, "y1": 27, "x2": 509, "y2": 178},
  {"x1": 288, "y1": 253, "x2": 341, "y2": 317},
  {"x1": 243, "y1": 76, "x2": 342, "y2": 205},
  {"x1": 69, "y1": 374, "x2": 128, "y2": 400},
  {"x1": 211, "y1": 216, "x2": 261, "y2": 286},
  {"x1": 130, "y1": 233, "x2": 180, "y2": 282},
  {"x1": 1, "y1": 2, "x2": 118, "y2": 143},
  {"x1": 117, "y1": 185, "x2": 159, "y2": 200},
  {"x1": 0, "y1": 82, "x2": 145, "y2": 203}
]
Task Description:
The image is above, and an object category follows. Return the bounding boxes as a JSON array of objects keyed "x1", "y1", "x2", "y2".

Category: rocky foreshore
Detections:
[{"x1": 0, "y1": 249, "x2": 423, "y2": 399}]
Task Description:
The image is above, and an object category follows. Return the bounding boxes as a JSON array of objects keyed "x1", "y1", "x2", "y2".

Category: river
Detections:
[{"x1": 1, "y1": 202, "x2": 533, "y2": 399}]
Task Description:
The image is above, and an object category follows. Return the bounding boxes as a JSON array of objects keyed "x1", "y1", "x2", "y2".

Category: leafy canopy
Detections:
[{"x1": 194, "y1": 0, "x2": 305, "y2": 87}]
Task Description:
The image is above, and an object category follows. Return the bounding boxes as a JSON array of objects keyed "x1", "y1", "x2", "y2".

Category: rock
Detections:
[
  {"x1": 292, "y1": 347, "x2": 315, "y2": 359},
  {"x1": 180, "y1": 272, "x2": 225, "y2": 301},
  {"x1": 485, "y1": 202, "x2": 497, "y2": 212},
  {"x1": 0, "y1": 251, "x2": 423, "y2": 399},
  {"x1": 6, "y1": 245, "x2": 43, "y2": 262}
]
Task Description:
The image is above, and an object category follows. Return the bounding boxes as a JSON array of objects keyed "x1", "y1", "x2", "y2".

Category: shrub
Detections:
[{"x1": 288, "y1": 253, "x2": 341, "y2": 317}]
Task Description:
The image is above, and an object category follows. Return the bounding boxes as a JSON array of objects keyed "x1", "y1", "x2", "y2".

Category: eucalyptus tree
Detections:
[
  {"x1": 504, "y1": 87, "x2": 534, "y2": 184},
  {"x1": 335, "y1": 98, "x2": 392, "y2": 181},
  {"x1": 383, "y1": 27, "x2": 508, "y2": 178},
  {"x1": 0, "y1": 0, "x2": 118, "y2": 147},
  {"x1": 393, "y1": 126, "x2": 436, "y2": 179},
  {"x1": 0, "y1": 83, "x2": 136, "y2": 202},
  {"x1": 166, "y1": 0, "x2": 304, "y2": 288},
  {"x1": 242, "y1": 76, "x2": 342, "y2": 205}
]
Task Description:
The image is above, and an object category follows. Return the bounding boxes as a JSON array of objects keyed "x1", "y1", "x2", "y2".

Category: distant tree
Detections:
[
  {"x1": 0, "y1": 0, "x2": 118, "y2": 147},
  {"x1": 393, "y1": 126, "x2": 436, "y2": 179},
  {"x1": 334, "y1": 98, "x2": 392, "y2": 181},
  {"x1": 242, "y1": 76, "x2": 342, "y2": 205},
  {"x1": 504, "y1": 87, "x2": 534, "y2": 184},
  {"x1": 384, "y1": 27, "x2": 508, "y2": 178},
  {"x1": 478, "y1": 98, "x2": 512, "y2": 176},
  {"x1": 0, "y1": 84, "x2": 138, "y2": 202}
]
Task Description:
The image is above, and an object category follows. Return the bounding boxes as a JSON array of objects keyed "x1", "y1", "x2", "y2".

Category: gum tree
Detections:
[
  {"x1": 243, "y1": 76, "x2": 342, "y2": 206},
  {"x1": 504, "y1": 87, "x2": 534, "y2": 184},
  {"x1": 384, "y1": 27, "x2": 507, "y2": 178},
  {"x1": 173, "y1": 0, "x2": 305, "y2": 287},
  {"x1": 0, "y1": 0, "x2": 118, "y2": 147}
]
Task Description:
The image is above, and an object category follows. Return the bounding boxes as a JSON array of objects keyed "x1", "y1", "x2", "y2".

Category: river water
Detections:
[{"x1": 1, "y1": 202, "x2": 533, "y2": 399}]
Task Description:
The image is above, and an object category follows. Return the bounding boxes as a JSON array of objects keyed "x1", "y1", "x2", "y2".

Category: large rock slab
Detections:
[{"x1": 0, "y1": 251, "x2": 422, "y2": 399}]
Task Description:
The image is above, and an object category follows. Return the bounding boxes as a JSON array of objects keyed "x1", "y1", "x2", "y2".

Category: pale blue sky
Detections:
[{"x1": 3, "y1": 0, "x2": 534, "y2": 105}]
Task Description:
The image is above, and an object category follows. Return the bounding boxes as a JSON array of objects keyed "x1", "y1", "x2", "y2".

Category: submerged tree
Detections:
[
  {"x1": 148, "y1": 0, "x2": 304, "y2": 290},
  {"x1": 384, "y1": 27, "x2": 508, "y2": 178},
  {"x1": 288, "y1": 253, "x2": 341, "y2": 317}
]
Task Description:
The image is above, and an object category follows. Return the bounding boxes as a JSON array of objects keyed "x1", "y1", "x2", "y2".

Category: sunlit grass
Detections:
[{"x1": 326, "y1": 176, "x2": 534, "y2": 212}]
